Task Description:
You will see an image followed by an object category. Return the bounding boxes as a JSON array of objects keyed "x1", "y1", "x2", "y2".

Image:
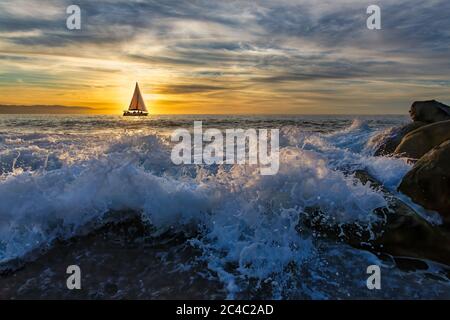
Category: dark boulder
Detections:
[
  {"x1": 399, "y1": 140, "x2": 450, "y2": 225},
  {"x1": 373, "y1": 121, "x2": 426, "y2": 156},
  {"x1": 394, "y1": 120, "x2": 450, "y2": 159},
  {"x1": 353, "y1": 170, "x2": 450, "y2": 265},
  {"x1": 409, "y1": 100, "x2": 450, "y2": 123},
  {"x1": 300, "y1": 169, "x2": 450, "y2": 266}
]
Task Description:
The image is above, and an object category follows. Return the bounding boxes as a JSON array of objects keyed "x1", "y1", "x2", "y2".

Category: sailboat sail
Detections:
[{"x1": 128, "y1": 83, "x2": 147, "y2": 112}]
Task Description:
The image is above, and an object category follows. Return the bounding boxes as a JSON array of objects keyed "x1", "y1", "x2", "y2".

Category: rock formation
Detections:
[
  {"x1": 399, "y1": 140, "x2": 450, "y2": 225},
  {"x1": 373, "y1": 99, "x2": 450, "y2": 226},
  {"x1": 409, "y1": 100, "x2": 450, "y2": 123},
  {"x1": 374, "y1": 121, "x2": 426, "y2": 156},
  {"x1": 394, "y1": 120, "x2": 450, "y2": 159},
  {"x1": 374, "y1": 100, "x2": 450, "y2": 157}
]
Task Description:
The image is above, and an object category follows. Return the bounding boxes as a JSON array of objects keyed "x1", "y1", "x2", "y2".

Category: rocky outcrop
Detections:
[
  {"x1": 301, "y1": 169, "x2": 450, "y2": 266},
  {"x1": 399, "y1": 140, "x2": 450, "y2": 225},
  {"x1": 373, "y1": 121, "x2": 426, "y2": 156},
  {"x1": 409, "y1": 100, "x2": 450, "y2": 123},
  {"x1": 373, "y1": 100, "x2": 450, "y2": 157},
  {"x1": 352, "y1": 170, "x2": 450, "y2": 265},
  {"x1": 394, "y1": 120, "x2": 450, "y2": 159},
  {"x1": 354, "y1": 99, "x2": 450, "y2": 265}
]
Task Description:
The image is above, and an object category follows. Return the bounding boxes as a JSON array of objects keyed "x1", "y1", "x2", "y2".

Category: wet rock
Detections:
[
  {"x1": 301, "y1": 170, "x2": 450, "y2": 266},
  {"x1": 394, "y1": 120, "x2": 450, "y2": 159},
  {"x1": 409, "y1": 100, "x2": 450, "y2": 123},
  {"x1": 373, "y1": 121, "x2": 426, "y2": 156},
  {"x1": 399, "y1": 140, "x2": 450, "y2": 224},
  {"x1": 355, "y1": 170, "x2": 450, "y2": 265}
]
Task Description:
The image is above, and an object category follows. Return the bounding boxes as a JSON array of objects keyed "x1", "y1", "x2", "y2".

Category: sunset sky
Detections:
[{"x1": 0, "y1": 0, "x2": 449, "y2": 114}]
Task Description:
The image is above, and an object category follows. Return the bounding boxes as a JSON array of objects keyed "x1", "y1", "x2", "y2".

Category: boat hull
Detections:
[{"x1": 123, "y1": 111, "x2": 148, "y2": 116}]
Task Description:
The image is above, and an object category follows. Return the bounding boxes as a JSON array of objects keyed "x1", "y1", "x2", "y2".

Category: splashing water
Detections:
[{"x1": 0, "y1": 114, "x2": 448, "y2": 299}]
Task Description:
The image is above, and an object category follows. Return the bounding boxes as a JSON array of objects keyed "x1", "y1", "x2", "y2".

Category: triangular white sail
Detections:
[{"x1": 128, "y1": 82, "x2": 147, "y2": 112}]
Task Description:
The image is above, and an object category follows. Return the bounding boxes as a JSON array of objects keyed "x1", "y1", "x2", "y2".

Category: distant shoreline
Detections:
[{"x1": 0, "y1": 105, "x2": 97, "y2": 114}]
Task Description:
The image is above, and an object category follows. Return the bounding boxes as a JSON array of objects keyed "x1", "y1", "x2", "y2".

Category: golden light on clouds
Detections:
[{"x1": 0, "y1": 0, "x2": 449, "y2": 114}]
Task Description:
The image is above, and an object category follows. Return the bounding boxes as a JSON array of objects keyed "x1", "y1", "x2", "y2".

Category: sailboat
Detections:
[{"x1": 123, "y1": 82, "x2": 148, "y2": 116}]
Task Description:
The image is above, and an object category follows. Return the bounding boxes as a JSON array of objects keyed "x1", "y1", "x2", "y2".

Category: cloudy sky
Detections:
[{"x1": 0, "y1": 0, "x2": 449, "y2": 114}]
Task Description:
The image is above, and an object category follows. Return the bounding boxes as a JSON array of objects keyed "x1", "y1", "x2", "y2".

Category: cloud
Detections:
[
  {"x1": 154, "y1": 84, "x2": 228, "y2": 94},
  {"x1": 0, "y1": 0, "x2": 449, "y2": 113}
]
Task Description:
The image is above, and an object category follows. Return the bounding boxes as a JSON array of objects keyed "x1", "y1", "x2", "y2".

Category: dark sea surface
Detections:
[{"x1": 0, "y1": 114, "x2": 449, "y2": 299}]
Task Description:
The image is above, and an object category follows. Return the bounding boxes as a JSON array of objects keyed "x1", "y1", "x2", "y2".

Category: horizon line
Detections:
[
  {"x1": 0, "y1": 104, "x2": 410, "y2": 116},
  {"x1": 0, "y1": 112, "x2": 409, "y2": 116}
]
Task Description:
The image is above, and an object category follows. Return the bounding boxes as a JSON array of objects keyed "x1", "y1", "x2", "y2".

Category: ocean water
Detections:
[{"x1": 0, "y1": 114, "x2": 449, "y2": 299}]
